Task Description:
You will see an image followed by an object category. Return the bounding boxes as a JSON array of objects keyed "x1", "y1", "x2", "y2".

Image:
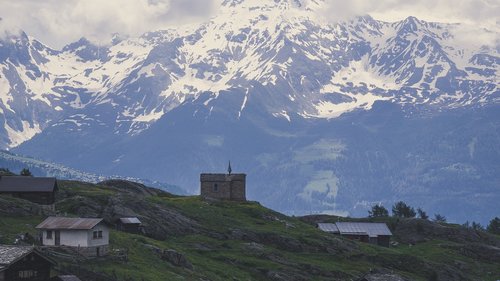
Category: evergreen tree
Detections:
[
  {"x1": 471, "y1": 221, "x2": 484, "y2": 231},
  {"x1": 433, "y1": 214, "x2": 447, "y2": 223},
  {"x1": 392, "y1": 201, "x2": 416, "y2": 218},
  {"x1": 486, "y1": 217, "x2": 500, "y2": 235},
  {"x1": 417, "y1": 208, "x2": 429, "y2": 220},
  {"x1": 368, "y1": 204, "x2": 389, "y2": 217},
  {"x1": 462, "y1": 221, "x2": 470, "y2": 229},
  {"x1": 20, "y1": 168, "x2": 32, "y2": 176}
]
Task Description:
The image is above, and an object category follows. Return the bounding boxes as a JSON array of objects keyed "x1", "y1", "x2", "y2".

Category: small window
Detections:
[
  {"x1": 46, "y1": 230, "x2": 52, "y2": 239},
  {"x1": 18, "y1": 270, "x2": 36, "y2": 279},
  {"x1": 213, "y1": 183, "x2": 218, "y2": 192},
  {"x1": 93, "y1": 230, "x2": 103, "y2": 239}
]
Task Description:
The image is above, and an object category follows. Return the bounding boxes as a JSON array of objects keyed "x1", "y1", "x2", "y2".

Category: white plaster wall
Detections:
[
  {"x1": 40, "y1": 223, "x2": 109, "y2": 248},
  {"x1": 60, "y1": 230, "x2": 89, "y2": 247},
  {"x1": 41, "y1": 229, "x2": 88, "y2": 247},
  {"x1": 41, "y1": 230, "x2": 55, "y2": 246},
  {"x1": 87, "y1": 224, "x2": 109, "y2": 247}
]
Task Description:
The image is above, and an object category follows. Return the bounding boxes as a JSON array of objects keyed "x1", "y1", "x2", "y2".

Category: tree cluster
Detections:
[
  {"x1": 368, "y1": 202, "x2": 500, "y2": 235},
  {"x1": 368, "y1": 201, "x2": 441, "y2": 221},
  {"x1": 486, "y1": 217, "x2": 500, "y2": 235}
]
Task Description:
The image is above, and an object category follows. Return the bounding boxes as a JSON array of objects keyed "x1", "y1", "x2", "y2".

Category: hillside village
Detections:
[{"x1": 0, "y1": 168, "x2": 499, "y2": 281}]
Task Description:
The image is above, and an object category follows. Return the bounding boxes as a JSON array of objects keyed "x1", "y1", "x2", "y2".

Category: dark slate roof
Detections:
[
  {"x1": 317, "y1": 223, "x2": 339, "y2": 233},
  {"x1": 119, "y1": 217, "x2": 141, "y2": 224},
  {"x1": 0, "y1": 176, "x2": 57, "y2": 193},
  {"x1": 0, "y1": 245, "x2": 33, "y2": 265},
  {"x1": 0, "y1": 245, "x2": 56, "y2": 270},
  {"x1": 57, "y1": 275, "x2": 82, "y2": 281},
  {"x1": 335, "y1": 222, "x2": 392, "y2": 237},
  {"x1": 36, "y1": 217, "x2": 103, "y2": 230}
]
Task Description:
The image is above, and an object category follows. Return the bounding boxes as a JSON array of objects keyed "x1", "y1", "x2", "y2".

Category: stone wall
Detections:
[{"x1": 200, "y1": 174, "x2": 246, "y2": 201}]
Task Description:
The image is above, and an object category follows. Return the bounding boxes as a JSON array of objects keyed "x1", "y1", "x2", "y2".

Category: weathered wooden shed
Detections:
[
  {"x1": 36, "y1": 217, "x2": 109, "y2": 257},
  {"x1": 0, "y1": 245, "x2": 56, "y2": 281},
  {"x1": 317, "y1": 222, "x2": 392, "y2": 247},
  {"x1": 0, "y1": 176, "x2": 58, "y2": 206},
  {"x1": 117, "y1": 217, "x2": 143, "y2": 234}
]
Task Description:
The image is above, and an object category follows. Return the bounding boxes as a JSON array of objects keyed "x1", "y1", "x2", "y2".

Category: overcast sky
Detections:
[{"x1": 0, "y1": 0, "x2": 498, "y2": 49}]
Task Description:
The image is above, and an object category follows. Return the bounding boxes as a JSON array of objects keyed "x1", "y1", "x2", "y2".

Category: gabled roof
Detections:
[
  {"x1": 317, "y1": 223, "x2": 339, "y2": 233},
  {"x1": 119, "y1": 217, "x2": 141, "y2": 224},
  {"x1": 0, "y1": 245, "x2": 56, "y2": 266},
  {"x1": 0, "y1": 245, "x2": 33, "y2": 265},
  {"x1": 335, "y1": 222, "x2": 392, "y2": 237},
  {"x1": 36, "y1": 217, "x2": 103, "y2": 230},
  {"x1": 0, "y1": 176, "x2": 57, "y2": 193}
]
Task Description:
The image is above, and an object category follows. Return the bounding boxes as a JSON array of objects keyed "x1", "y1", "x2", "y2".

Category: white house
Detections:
[{"x1": 36, "y1": 217, "x2": 109, "y2": 257}]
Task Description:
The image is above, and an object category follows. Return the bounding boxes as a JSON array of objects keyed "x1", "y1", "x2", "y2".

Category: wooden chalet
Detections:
[
  {"x1": 317, "y1": 222, "x2": 392, "y2": 247},
  {"x1": 116, "y1": 217, "x2": 143, "y2": 234},
  {"x1": 0, "y1": 245, "x2": 56, "y2": 281},
  {"x1": 0, "y1": 176, "x2": 58, "y2": 205}
]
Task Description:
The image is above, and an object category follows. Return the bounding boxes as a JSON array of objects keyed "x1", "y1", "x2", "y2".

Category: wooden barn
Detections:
[
  {"x1": 36, "y1": 217, "x2": 109, "y2": 257},
  {"x1": 317, "y1": 222, "x2": 392, "y2": 247},
  {"x1": 0, "y1": 245, "x2": 56, "y2": 281},
  {"x1": 0, "y1": 176, "x2": 58, "y2": 206},
  {"x1": 117, "y1": 217, "x2": 143, "y2": 234}
]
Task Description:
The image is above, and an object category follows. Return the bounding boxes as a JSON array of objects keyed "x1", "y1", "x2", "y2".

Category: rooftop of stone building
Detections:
[{"x1": 200, "y1": 173, "x2": 246, "y2": 181}]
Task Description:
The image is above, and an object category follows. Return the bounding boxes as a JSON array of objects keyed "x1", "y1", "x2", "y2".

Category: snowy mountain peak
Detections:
[
  {"x1": 61, "y1": 37, "x2": 109, "y2": 62},
  {"x1": 0, "y1": 6, "x2": 498, "y2": 148}
]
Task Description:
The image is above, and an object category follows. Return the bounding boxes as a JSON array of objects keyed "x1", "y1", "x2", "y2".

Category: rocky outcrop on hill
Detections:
[
  {"x1": 393, "y1": 218, "x2": 500, "y2": 247},
  {"x1": 161, "y1": 249, "x2": 194, "y2": 270},
  {"x1": 56, "y1": 180, "x2": 202, "y2": 239},
  {"x1": 0, "y1": 195, "x2": 41, "y2": 216},
  {"x1": 1, "y1": 179, "x2": 499, "y2": 281},
  {"x1": 357, "y1": 269, "x2": 410, "y2": 281}
]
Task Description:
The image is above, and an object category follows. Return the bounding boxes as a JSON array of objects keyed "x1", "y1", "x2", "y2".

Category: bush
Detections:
[{"x1": 20, "y1": 168, "x2": 32, "y2": 176}]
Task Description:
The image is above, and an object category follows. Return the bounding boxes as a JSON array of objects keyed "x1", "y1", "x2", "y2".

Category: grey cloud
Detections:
[
  {"x1": 0, "y1": 0, "x2": 217, "y2": 49},
  {"x1": 0, "y1": 0, "x2": 497, "y2": 49},
  {"x1": 317, "y1": 0, "x2": 499, "y2": 25}
]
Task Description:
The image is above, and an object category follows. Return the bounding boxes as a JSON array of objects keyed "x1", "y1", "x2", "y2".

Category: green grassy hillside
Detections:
[{"x1": 0, "y1": 180, "x2": 499, "y2": 281}]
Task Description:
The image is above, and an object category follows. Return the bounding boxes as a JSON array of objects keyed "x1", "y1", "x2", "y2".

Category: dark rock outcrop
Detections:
[
  {"x1": 57, "y1": 180, "x2": 202, "y2": 240},
  {"x1": 161, "y1": 249, "x2": 193, "y2": 270},
  {"x1": 357, "y1": 269, "x2": 410, "y2": 281}
]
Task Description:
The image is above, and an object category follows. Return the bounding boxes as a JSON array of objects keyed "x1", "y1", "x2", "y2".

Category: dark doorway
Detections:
[{"x1": 55, "y1": 230, "x2": 60, "y2": 246}]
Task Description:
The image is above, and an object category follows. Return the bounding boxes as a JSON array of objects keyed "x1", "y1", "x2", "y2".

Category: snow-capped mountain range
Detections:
[
  {"x1": 1, "y1": 0, "x2": 498, "y2": 148},
  {"x1": 1, "y1": 0, "x2": 499, "y2": 223}
]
